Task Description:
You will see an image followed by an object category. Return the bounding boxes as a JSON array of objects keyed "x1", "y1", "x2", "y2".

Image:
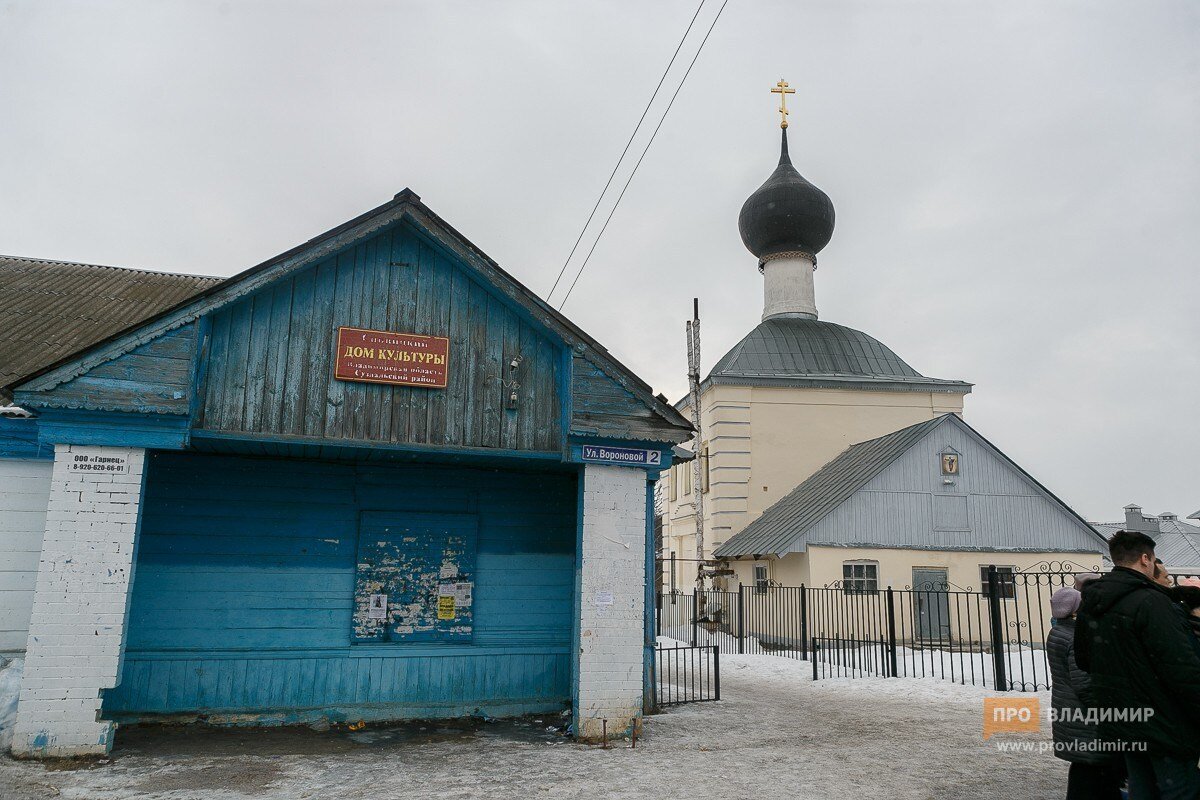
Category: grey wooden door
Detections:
[{"x1": 913, "y1": 567, "x2": 951, "y2": 640}]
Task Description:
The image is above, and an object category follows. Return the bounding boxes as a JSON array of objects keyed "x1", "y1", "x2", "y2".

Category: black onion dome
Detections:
[{"x1": 738, "y1": 129, "x2": 835, "y2": 261}]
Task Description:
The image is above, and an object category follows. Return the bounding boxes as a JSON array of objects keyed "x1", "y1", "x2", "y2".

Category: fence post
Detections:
[
  {"x1": 691, "y1": 593, "x2": 698, "y2": 647},
  {"x1": 811, "y1": 638, "x2": 818, "y2": 681},
  {"x1": 886, "y1": 586, "x2": 898, "y2": 678},
  {"x1": 737, "y1": 583, "x2": 746, "y2": 655},
  {"x1": 987, "y1": 564, "x2": 1008, "y2": 691},
  {"x1": 712, "y1": 646, "x2": 721, "y2": 701},
  {"x1": 800, "y1": 584, "x2": 808, "y2": 660}
]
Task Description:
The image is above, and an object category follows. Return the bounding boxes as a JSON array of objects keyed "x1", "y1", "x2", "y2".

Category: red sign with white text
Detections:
[{"x1": 334, "y1": 327, "x2": 449, "y2": 388}]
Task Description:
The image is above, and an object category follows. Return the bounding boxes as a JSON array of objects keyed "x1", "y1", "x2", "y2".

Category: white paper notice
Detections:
[
  {"x1": 594, "y1": 591, "x2": 614, "y2": 606},
  {"x1": 368, "y1": 594, "x2": 387, "y2": 620},
  {"x1": 453, "y1": 582, "x2": 473, "y2": 606}
]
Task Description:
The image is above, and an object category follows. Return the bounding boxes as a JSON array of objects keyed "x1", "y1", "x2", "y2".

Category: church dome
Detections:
[
  {"x1": 707, "y1": 317, "x2": 971, "y2": 392},
  {"x1": 738, "y1": 129, "x2": 835, "y2": 262}
]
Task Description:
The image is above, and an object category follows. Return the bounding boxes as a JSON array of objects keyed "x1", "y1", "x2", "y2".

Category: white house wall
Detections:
[
  {"x1": 803, "y1": 421, "x2": 1104, "y2": 553},
  {"x1": 0, "y1": 457, "x2": 52, "y2": 654}
]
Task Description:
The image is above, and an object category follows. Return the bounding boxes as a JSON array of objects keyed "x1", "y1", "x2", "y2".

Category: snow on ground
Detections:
[
  {"x1": 0, "y1": 653, "x2": 1065, "y2": 800},
  {"x1": 0, "y1": 657, "x2": 22, "y2": 752}
]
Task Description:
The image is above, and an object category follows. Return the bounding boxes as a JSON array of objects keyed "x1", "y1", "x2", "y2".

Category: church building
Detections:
[
  {"x1": 1, "y1": 189, "x2": 692, "y2": 757},
  {"x1": 660, "y1": 85, "x2": 1104, "y2": 595}
]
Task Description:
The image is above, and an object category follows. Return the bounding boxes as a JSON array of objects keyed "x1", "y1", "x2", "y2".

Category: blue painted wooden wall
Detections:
[
  {"x1": 196, "y1": 222, "x2": 563, "y2": 452},
  {"x1": 103, "y1": 451, "x2": 577, "y2": 723},
  {"x1": 16, "y1": 324, "x2": 198, "y2": 415}
]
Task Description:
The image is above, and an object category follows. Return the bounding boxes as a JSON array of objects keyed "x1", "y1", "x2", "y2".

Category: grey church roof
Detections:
[
  {"x1": 715, "y1": 413, "x2": 1101, "y2": 558},
  {"x1": 705, "y1": 317, "x2": 972, "y2": 393},
  {"x1": 0, "y1": 256, "x2": 220, "y2": 403}
]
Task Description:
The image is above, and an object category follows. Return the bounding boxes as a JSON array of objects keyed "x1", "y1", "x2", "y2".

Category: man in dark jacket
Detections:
[{"x1": 1076, "y1": 530, "x2": 1200, "y2": 799}]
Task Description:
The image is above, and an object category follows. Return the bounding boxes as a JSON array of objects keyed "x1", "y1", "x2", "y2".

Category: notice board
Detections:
[{"x1": 352, "y1": 512, "x2": 477, "y2": 643}]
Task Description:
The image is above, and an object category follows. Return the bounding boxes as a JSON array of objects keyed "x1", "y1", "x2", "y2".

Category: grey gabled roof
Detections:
[
  {"x1": 715, "y1": 415, "x2": 949, "y2": 558},
  {"x1": 715, "y1": 413, "x2": 1105, "y2": 558},
  {"x1": 0, "y1": 256, "x2": 220, "y2": 403},
  {"x1": 705, "y1": 317, "x2": 972, "y2": 394}
]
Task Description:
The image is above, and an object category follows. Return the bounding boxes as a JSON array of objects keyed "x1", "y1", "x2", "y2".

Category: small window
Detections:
[
  {"x1": 980, "y1": 566, "x2": 1016, "y2": 599},
  {"x1": 680, "y1": 462, "x2": 693, "y2": 497},
  {"x1": 842, "y1": 561, "x2": 879, "y2": 595},
  {"x1": 701, "y1": 443, "x2": 711, "y2": 494},
  {"x1": 754, "y1": 564, "x2": 768, "y2": 595},
  {"x1": 668, "y1": 469, "x2": 677, "y2": 502},
  {"x1": 670, "y1": 551, "x2": 677, "y2": 594}
]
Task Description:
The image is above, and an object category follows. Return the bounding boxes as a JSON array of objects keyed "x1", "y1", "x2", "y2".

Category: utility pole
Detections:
[{"x1": 686, "y1": 299, "x2": 707, "y2": 615}]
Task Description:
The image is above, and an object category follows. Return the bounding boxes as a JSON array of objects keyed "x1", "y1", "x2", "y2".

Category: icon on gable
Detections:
[{"x1": 941, "y1": 453, "x2": 960, "y2": 475}]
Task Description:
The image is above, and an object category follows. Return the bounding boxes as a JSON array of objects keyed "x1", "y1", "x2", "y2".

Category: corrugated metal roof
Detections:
[
  {"x1": 1093, "y1": 518, "x2": 1200, "y2": 570},
  {"x1": 715, "y1": 415, "x2": 950, "y2": 558},
  {"x1": 0, "y1": 256, "x2": 220, "y2": 402},
  {"x1": 706, "y1": 317, "x2": 971, "y2": 393}
]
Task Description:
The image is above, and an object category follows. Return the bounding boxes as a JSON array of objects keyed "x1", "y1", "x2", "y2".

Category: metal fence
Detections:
[
  {"x1": 654, "y1": 644, "x2": 720, "y2": 707},
  {"x1": 657, "y1": 561, "x2": 1111, "y2": 691}
]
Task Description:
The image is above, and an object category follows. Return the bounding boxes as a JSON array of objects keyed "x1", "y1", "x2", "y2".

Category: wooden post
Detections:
[{"x1": 686, "y1": 299, "x2": 707, "y2": 619}]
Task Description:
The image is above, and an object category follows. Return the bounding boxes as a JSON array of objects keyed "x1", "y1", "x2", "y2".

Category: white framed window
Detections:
[
  {"x1": 980, "y1": 566, "x2": 1016, "y2": 599},
  {"x1": 701, "y1": 442, "x2": 710, "y2": 494},
  {"x1": 842, "y1": 561, "x2": 879, "y2": 595},
  {"x1": 754, "y1": 564, "x2": 768, "y2": 595}
]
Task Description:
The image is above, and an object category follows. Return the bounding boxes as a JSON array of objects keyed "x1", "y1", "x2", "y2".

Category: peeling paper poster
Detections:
[
  {"x1": 437, "y1": 595, "x2": 456, "y2": 620},
  {"x1": 368, "y1": 594, "x2": 388, "y2": 620}
]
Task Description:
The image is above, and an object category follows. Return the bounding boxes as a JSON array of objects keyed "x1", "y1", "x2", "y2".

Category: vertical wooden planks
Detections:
[
  {"x1": 443, "y1": 265, "x2": 470, "y2": 446},
  {"x1": 387, "y1": 233, "x2": 420, "y2": 443},
  {"x1": 303, "y1": 259, "x2": 339, "y2": 438},
  {"x1": 408, "y1": 240, "x2": 433, "y2": 444},
  {"x1": 481, "y1": 294, "x2": 504, "y2": 448},
  {"x1": 244, "y1": 292, "x2": 276, "y2": 433},
  {"x1": 283, "y1": 270, "x2": 316, "y2": 436},
  {"x1": 323, "y1": 251, "x2": 357, "y2": 439},
  {"x1": 423, "y1": 244, "x2": 452, "y2": 442},
  {"x1": 500, "y1": 307, "x2": 521, "y2": 449}
]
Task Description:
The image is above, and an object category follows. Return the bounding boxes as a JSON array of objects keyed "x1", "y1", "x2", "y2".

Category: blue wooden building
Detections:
[{"x1": 3, "y1": 189, "x2": 692, "y2": 757}]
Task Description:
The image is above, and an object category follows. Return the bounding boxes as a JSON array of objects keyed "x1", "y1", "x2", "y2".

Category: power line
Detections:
[
  {"x1": 558, "y1": 0, "x2": 730, "y2": 309},
  {"x1": 546, "y1": 0, "x2": 708, "y2": 304}
]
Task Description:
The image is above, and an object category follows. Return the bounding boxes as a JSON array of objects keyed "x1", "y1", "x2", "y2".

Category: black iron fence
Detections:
[
  {"x1": 654, "y1": 644, "x2": 720, "y2": 707},
  {"x1": 657, "y1": 561, "x2": 1108, "y2": 691}
]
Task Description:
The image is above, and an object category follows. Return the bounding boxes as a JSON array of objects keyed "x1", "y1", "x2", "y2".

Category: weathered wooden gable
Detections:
[
  {"x1": 13, "y1": 324, "x2": 199, "y2": 415},
  {"x1": 196, "y1": 221, "x2": 564, "y2": 451},
  {"x1": 570, "y1": 355, "x2": 683, "y2": 443}
]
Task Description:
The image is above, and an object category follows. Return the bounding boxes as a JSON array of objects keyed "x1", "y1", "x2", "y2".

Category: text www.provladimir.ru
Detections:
[{"x1": 994, "y1": 740, "x2": 1148, "y2": 755}]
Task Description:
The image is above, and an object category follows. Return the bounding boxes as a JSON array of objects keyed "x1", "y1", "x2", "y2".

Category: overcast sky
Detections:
[{"x1": 2, "y1": 1, "x2": 1196, "y2": 522}]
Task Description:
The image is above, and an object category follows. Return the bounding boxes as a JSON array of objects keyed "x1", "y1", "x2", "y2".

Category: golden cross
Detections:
[{"x1": 771, "y1": 78, "x2": 796, "y2": 129}]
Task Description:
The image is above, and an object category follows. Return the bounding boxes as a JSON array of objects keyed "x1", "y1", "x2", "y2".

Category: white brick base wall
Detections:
[
  {"x1": 12, "y1": 445, "x2": 146, "y2": 758},
  {"x1": 575, "y1": 464, "x2": 647, "y2": 741}
]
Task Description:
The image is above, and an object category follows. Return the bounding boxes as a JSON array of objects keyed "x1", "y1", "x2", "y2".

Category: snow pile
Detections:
[{"x1": 0, "y1": 657, "x2": 23, "y2": 753}]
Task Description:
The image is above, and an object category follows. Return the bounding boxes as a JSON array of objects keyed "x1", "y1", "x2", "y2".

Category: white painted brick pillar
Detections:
[
  {"x1": 574, "y1": 463, "x2": 647, "y2": 741},
  {"x1": 12, "y1": 445, "x2": 146, "y2": 758}
]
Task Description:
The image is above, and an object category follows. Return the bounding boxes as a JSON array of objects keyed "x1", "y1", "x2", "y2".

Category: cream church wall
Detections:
[{"x1": 660, "y1": 382, "x2": 966, "y2": 593}]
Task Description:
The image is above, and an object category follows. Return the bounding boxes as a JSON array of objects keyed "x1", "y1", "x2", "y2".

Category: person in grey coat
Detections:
[{"x1": 1047, "y1": 587, "x2": 1126, "y2": 800}]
